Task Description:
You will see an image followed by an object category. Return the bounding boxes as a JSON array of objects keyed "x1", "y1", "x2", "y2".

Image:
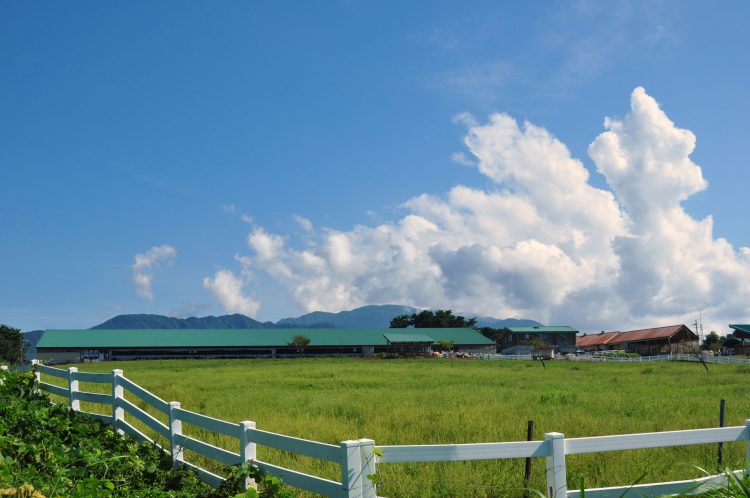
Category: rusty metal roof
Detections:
[
  {"x1": 577, "y1": 325, "x2": 696, "y2": 347},
  {"x1": 576, "y1": 331, "x2": 621, "y2": 347}
]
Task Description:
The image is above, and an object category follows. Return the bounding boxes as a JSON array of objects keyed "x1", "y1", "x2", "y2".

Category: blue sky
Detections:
[{"x1": 2, "y1": 1, "x2": 749, "y2": 333}]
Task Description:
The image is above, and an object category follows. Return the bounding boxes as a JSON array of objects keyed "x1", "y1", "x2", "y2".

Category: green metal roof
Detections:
[
  {"x1": 421, "y1": 329, "x2": 494, "y2": 344},
  {"x1": 383, "y1": 333, "x2": 434, "y2": 344},
  {"x1": 37, "y1": 328, "x2": 495, "y2": 349},
  {"x1": 728, "y1": 324, "x2": 750, "y2": 337},
  {"x1": 504, "y1": 326, "x2": 578, "y2": 334}
]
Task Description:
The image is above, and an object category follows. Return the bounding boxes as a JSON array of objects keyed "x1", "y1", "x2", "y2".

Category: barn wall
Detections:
[{"x1": 37, "y1": 350, "x2": 81, "y2": 365}]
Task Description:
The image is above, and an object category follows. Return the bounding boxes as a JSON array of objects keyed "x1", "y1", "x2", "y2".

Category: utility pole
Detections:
[
  {"x1": 693, "y1": 320, "x2": 703, "y2": 345},
  {"x1": 694, "y1": 314, "x2": 704, "y2": 349}
]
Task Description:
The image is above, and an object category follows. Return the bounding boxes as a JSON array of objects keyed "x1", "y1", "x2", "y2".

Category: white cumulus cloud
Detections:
[
  {"x1": 202, "y1": 265, "x2": 260, "y2": 318},
  {"x1": 215, "y1": 88, "x2": 750, "y2": 332},
  {"x1": 132, "y1": 245, "x2": 176, "y2": 301},
  {"x1": 588, "y1": 87, "x2": 750, "y2": 325}
]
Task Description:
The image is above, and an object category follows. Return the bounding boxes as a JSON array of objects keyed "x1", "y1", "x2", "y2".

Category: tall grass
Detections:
[{"x1": 41, "y1": 358, "x2": 750, "y2": 497}]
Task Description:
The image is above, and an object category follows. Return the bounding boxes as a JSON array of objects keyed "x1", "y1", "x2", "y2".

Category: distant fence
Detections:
[
  {"x1": 6, "y1": 363, "x2": 749, "y2": 497},
  {"x1": 478, "y1": 353, "x2": 750, "y2": 364}
]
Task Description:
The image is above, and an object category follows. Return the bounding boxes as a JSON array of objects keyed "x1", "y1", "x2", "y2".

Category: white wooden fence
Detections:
[
  {"x1": 378, "y1": 426, "x2": 750, "y2": 497},
  {"x1": 479, "y1": 353, "x2": 750, "y2": 364},
  {"x1": 21, "y1": 364, "x2": 750, "y2": 497},
  {"x1": 32, "y1": 364, "x2": 376, "y2": 498}
]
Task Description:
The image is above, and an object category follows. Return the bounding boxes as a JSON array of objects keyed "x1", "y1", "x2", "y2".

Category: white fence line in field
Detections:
[
  {"x1": 15, "y1": 363, "x2": 750, "y2": 498},
  {"x1": 478, "y1": 352, "x2": 750, "y2": 364}
]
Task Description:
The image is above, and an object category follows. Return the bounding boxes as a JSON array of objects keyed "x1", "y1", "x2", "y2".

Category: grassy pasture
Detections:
[{"x1": 40, "y1": 358, "x2": 750, "y2": 497}]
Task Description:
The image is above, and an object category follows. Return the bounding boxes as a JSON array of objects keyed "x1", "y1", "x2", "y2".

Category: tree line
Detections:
[
  {"x1": 389, "y1": 309, "x2": 477, "y2": 328},
  {"x1": 389, "y1": 309, "x2": 511, "y2": 345}
]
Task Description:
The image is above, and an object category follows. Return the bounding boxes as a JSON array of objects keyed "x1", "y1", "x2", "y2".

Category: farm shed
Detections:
[
  {"x1": 723, "y1": 324, "x2": 750, "y2": 355},
  {"x1": 577, "y1": 324, "x2": 699, "y2": 355},
  {"x1": 383, "y1": 333, "x2": 434, "y2": 356},
  {"x1": 498, "y1": 326, "x2": 578, "y2": 356},
  {"x1": 35, "y1": 327, "x2": 496, "y2": 363}
]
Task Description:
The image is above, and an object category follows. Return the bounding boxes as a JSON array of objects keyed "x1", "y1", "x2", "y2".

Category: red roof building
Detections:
[{"x1": 576, "y1": 325, "x2": 699, "y2": 355}]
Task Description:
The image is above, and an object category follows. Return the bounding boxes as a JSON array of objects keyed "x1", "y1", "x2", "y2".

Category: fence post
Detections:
[
  {"x1": 544, "y1": 432, "x2": 567, "y2": 498},
  {"x1": 718, "y1": 399, "x2": 726, "y2": 469},
  {"x1": 341, "y1": 440, "x2": 364, "y2": 498},
  {"x1": 67, "y1": 367, "x2": 80, "y2": 412},
  {"x1": 169, "y1": 401, "x2": 183, "y2": 469},
  {"x1": 240, "y1": 420, "x2": 257, "y2": 491},
  {"x1": 358, "y1": 439, "x2": 377, "y2": 498},
  {"x1": 745, "y1": 419, "x2": 750, "y2": 477},
  {"x1": 111, "y1": 369, "x2": 124, "y2": 433},
  {"x1": 31, "y1": 360, "x2": 41, "y2": 383}
]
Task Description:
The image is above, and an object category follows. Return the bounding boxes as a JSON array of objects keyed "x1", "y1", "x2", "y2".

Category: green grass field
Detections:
[{"x1": 41, "y1": 358, "x2": 750, "y2": 497}]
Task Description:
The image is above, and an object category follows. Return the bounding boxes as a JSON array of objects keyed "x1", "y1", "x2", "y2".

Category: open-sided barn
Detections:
[
  {"x1": 724, "y1": 324, "x2": 750, "y2": 355},
  {"x1": 577, "y1": 324, "x2": 698, "y2": 355},
  {"x1": 35, "y1": 328, "x2": 496, "y2": 364}
]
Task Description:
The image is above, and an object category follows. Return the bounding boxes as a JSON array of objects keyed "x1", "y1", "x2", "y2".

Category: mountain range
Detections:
[
  {"x1": 91, "y1": 305, "x2": 541, "y2": 330},
  {"x1": 22, "y1": 329, "x2": 45, "y2": 361}
]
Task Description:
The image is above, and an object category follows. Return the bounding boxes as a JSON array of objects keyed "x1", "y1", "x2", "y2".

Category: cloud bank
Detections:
[
  {"x1": 206, "y1": 88, "x2": 750, "y2": 331},
  {"x1": 202, "y1": 256, "x2": 261, "y2": 318},
  {"x1": 132, "y1": 245, "x2": 176, "y2": 301}
]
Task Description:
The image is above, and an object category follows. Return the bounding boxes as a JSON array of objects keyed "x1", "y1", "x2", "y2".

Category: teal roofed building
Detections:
[
  {"x1": 35, "y1": 328, "x2": 496, "y2": 364},
  {"x1": 498, "y1": 325, "x2": 579, "y2": 356},
  {"x1": 725, "y1": 324, "x2": 750, "y2": 355}
]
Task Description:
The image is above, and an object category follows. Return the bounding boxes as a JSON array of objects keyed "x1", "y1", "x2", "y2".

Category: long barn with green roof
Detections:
[{"x1": 35, "y1": 328, "x2": 496, "y2": 363}]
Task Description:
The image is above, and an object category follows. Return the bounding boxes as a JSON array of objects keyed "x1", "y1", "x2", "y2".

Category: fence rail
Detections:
[
  {"x1": 10, "y1": 363, "x2": 750, "y2": 497},
  {"x1": 478, "y1": 352, "x2": 750, "y2": 364},
  {"x1": 378, "y1": 440, "x2": 550, "y2": 462},
  {"x1": 565, "y1": 426, "x2": 748, "y2": 455}
]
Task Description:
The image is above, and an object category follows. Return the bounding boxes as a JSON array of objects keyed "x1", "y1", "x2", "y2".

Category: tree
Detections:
[
  {"x1": 478, "y1": 327, "x2": 509, "y2": 345},
  {"x1": 434, "y1": 309, "x2": 477, "y2": 328},
  {"x1": 288, "y1": 334, "x2": 311, "y2": 356},
  {"x1": 702, "y1": 331, "x2": 724, "y2": 352},
  {"x1": 412, "y1": 310, "x2": 436, "y2": 328},
  {"x1": 529, "y1": 337, "x2": 548, "y2": 351},
  {"x1": 389, "y1": 314, "x2": 411, "y2": 328},
  {"x1": 528, "y1": 337, "x2": 550, "y2": 362},
  {"x1": 389, "y1": 310, "x2": 477, "y2": 329},
  {"x1": 437, "y1": 339, "x2": 456, "y2": 353},
  {"x1": 0, "y1": 324, "x2": 27, "y2": 365}
]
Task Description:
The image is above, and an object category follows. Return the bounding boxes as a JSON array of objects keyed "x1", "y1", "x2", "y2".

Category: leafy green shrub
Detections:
[
  {"x1": 221, "y1": 464, "x2": 294, "y2": 498},
  {"x1": 596, "y1": 351, "x2": 640, "y2": 358},
  {"x1": 0, "y1": 370, "x2": 293, "y2": 497}
]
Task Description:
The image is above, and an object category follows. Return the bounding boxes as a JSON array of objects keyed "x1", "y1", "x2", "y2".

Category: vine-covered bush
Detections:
[{"x1": 0, "y1": 371, "x2": 292, "y2": 498}]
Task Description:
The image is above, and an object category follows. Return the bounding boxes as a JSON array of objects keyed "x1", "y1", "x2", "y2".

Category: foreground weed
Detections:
[
  {"x1": 0, "y1": 370, "x2": 291, "y2": 498},
  {"x1": 0, "y1": 484, "x2": 45, "y2": 497},
  {"x1": 667, "y1": 467, "x2": 750, "y2": 497}
]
